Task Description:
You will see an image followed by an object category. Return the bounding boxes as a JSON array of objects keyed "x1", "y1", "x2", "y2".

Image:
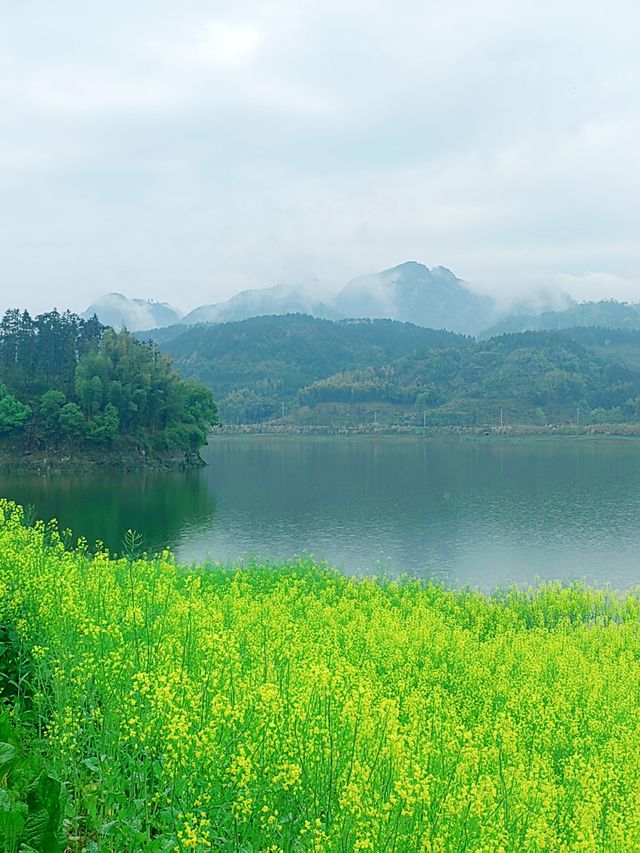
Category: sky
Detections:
[{"x1": 1, "y1": 0, "x2": 640, "y2": 316}]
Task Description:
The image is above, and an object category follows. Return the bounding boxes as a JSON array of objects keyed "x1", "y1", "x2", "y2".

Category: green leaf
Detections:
[
  {"x1": 0, "y1": 788, "x2": 11, "y2": 812},
  {"x1": 21, "y1": 809, "x2": 49, "y2": 847},
  {"x1": 1, "y1": 805, "x2": 25, "y2": 850},
  {"x1": 81, "y1": 757, "x2": 100, "y2": 774},
  {"x1": 0, "y1": 742, "x2": 18, "y2": 770},
  {"x1": 22, "y1": 775, "x2": 63, "y2": 852}
]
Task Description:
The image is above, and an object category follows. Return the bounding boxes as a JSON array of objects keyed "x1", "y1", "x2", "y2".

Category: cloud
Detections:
[
  {"x1": 555, "y1": 273, "x2": 640, "y2": 303},
  {"x1": 163, "y1": 20, "x2": 263, "y2": 69},
  {"x1": 0, "y1": 0, "x2": 639, "y2": 315},
  {"x1": 1, "y1": 66, "x2": 179, "y2": 115}
]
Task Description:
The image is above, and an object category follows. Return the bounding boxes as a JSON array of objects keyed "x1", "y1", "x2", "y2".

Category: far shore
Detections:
[
  {"x1": 3, "y1": 427, "x2": 639, "y2": 476},
  {"x1": 212, "y1": 423, "x2": 640, "y2": 441}
]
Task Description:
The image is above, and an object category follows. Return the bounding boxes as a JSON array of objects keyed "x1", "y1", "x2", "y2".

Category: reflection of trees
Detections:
[
  {"x1": 0, "y1": 469, "x2": 216, "y2": 556},
  {"x1": 4, "y1": 437, "x2": 640, "y2": 578}
]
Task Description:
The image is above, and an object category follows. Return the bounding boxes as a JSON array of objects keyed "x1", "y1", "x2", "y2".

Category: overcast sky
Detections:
[{"x1": 1, "y1": 0, "x2": 640, "y2": 315}]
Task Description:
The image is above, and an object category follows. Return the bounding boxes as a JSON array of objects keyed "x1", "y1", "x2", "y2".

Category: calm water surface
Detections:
[{"x1": 2, "y1": 435, "x2": 640, "y2": 589}]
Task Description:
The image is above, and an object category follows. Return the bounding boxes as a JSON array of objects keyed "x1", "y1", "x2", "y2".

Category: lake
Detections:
[{"x1": 2, "y1": 435, "x2": 640, "y2": 589}]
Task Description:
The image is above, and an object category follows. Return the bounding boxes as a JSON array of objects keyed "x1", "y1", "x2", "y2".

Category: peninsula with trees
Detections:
[{"x1": 0, "y1": 308, "x2": 218, "y2": 470}]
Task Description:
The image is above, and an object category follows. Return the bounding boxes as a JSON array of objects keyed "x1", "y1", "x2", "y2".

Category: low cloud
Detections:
[{"x1": 555, "y1": 272, "x2": 640, "y2": 303}]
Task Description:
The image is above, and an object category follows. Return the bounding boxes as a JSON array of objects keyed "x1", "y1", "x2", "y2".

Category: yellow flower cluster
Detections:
[{"x1": 1, "y1": 498, "x2": 640, "y2": 850}]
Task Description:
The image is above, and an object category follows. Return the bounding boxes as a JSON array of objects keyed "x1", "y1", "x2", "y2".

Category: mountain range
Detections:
[
  {"x1": 84, "y1": 261, "x2": 638, "y2": 338},
  {"x1": 82, "y1": 262, "x2": 504, "y2": 334}
]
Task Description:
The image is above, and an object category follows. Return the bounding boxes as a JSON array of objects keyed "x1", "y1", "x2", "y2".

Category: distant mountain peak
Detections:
[
  {"x1": 334, "y1": 261, "x2": 497, "y2": 334},
  {"x1": 182, "y1": 283, "x2": 339, "y2": 326},
  {"x1": 83, "y1": 293, "x2": 182, "y2": 331},
  {"x1": 395, "y1": 260, "x2": 425, "y2": 271},
  {"x1": 430, "y1": 265, "x2": 458, "y2": 280},
  {"x1": 95, "y1": 291, "x2": 128, "y2": 303}
]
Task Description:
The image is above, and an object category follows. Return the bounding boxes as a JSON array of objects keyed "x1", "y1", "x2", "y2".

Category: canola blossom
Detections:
[{"x1": 1, "y1": 498, "x2": 640, "y2": 851}]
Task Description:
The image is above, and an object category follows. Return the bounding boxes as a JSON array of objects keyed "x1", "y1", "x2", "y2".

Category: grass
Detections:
[{"x1": 1, "y1": 498, "x2": 640, "y2": 850}]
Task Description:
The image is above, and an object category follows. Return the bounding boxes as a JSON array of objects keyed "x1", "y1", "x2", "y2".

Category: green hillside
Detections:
[
  {"x1": 554, "y1": 327, "x2": 640, "y2": 371},
  {"x1": 152, "y1": 314, "x2": 470, "y2": 422},
  {"x1": 149, "y1": 314, "x2": 640, "y2": 426},
  {"x1": 300, "y1": 331, "x2": 640, "y2": 425}
]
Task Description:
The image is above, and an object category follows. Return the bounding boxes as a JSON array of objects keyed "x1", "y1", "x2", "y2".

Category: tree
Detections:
[
  {"x1": 75, "y1": 353, "x2": 108, "y2": 417},
  {"x1": 87, "y1": 403, "x2": 120, "y2": 445},
  {"x1": 59, "y1": 403, "x2": 87, "y2": 439},
  {"x1": 0, "y1": 393, "x2": 30, "y2": 435},
  {"x1": 38, "y1": 390, "x2": 66, "y2": 442}
]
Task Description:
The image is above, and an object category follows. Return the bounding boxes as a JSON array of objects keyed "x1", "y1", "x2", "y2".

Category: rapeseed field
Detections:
[{"x1": 1, "y1": 498, "x2": 640, "y2": 851}]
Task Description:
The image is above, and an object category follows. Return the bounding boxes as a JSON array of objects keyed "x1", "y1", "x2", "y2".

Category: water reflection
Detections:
[
  {"x1": 2, "y1": 436, "x2": 640, "y2": 590},
  {"x1": 0, "y1": 467, "x2": 217, "y2": 556},
  {"x1": 182, "y1": 437, "x2": 640, "y2": 589}
]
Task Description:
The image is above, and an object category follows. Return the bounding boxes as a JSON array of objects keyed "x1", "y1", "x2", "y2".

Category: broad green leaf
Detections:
[{"x1": 0, "y1": 742, "x2": 17, "y2": 771}]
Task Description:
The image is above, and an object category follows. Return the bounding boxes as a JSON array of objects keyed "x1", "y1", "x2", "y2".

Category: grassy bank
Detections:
[{"x1": 2, "y1": 500, "x2": 640, "y2": 850}]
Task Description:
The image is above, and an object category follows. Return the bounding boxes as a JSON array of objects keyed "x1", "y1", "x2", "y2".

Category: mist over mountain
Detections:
[
  {"x1": 498, "y1": 288, "x2": 576, "y2": 318},
  {"x1": 182, "y1": 262, "x2": 495, "y2": 331},
  {"x1": 84, "y1": 262, "x2": 628, "y2": 337},
  {"x1": 182, "y1": 284, "x2": 339, "y2": 325},
  {"x1": 334, "y1": 262, "x2": 497, "y2": 334},
  {"x1": 82, "y1": 293, "x2": 182, "y2": 331},
  {"x1": 480, "y1": 300, "x2": 640, "y2": 339},
  {"x1": 85, "y1": 262, "x2": 500, "y2": 334}
]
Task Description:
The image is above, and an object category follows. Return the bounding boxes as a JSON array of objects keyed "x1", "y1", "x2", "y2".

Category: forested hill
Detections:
[
  {"x1": 6, "y1": 307, "x2": 640, "y2": 435},
  {"x1": 300, "y1": 330, "x2": 640, "y2": 425},
  {"x1": 148, "y1": 316, "x2": 640, "y2": 426},
  {"x1": 146, "y1": 314, "x2": 470, "y2": 423},
  {"x1": 0, "y1": 309, "x2": 218, "y2": 455}
]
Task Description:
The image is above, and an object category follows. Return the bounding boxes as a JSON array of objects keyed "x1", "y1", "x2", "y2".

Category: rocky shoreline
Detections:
[{"x1": 0, "y1": 446, "x2": 206, "y2": 474}]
